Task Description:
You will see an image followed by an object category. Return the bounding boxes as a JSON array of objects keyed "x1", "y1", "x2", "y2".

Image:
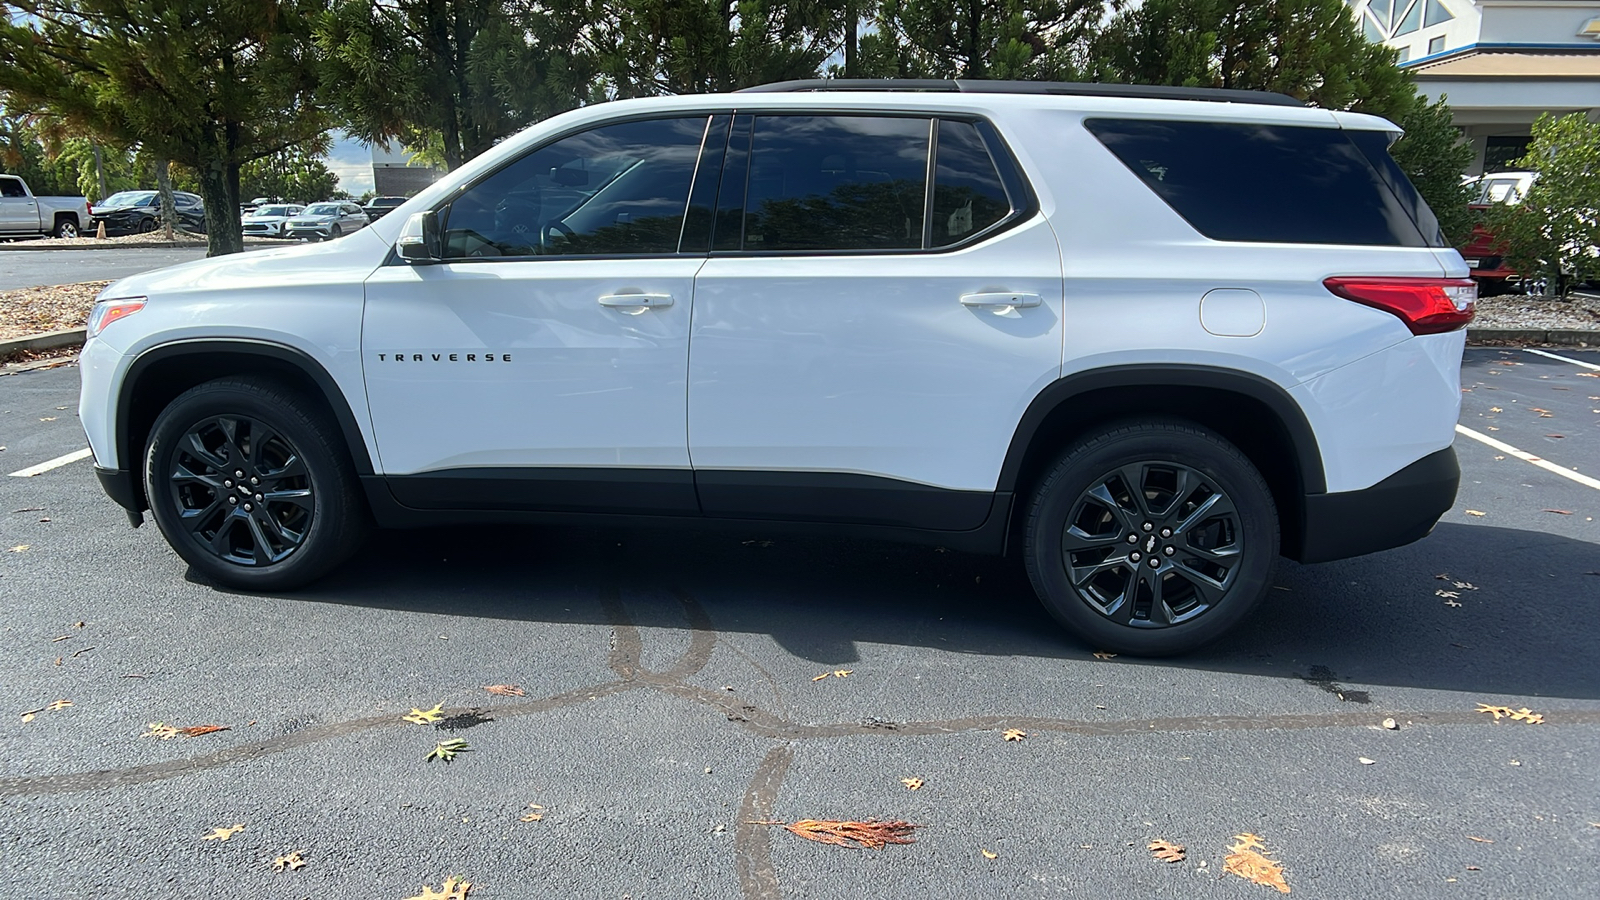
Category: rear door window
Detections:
[
  {"x1": 930, "y1": 119, "x2": 1013, "y2": 247},
  {"x1": 1085, "y1": 118, "x2": 1442, "y2": 247},
  {"x1": 739, "y1": 115, "x2": 930, "y2": 252}
]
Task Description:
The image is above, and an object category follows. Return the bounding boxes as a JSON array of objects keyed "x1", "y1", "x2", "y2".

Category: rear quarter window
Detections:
[{"x1": 1085, "y1": 118, "x2": 1442, "y2": 247}]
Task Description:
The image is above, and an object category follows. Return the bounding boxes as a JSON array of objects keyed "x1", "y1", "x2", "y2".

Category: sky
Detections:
[{"x1": 325, "y1": 133, "x2": 375, "y2": 196}]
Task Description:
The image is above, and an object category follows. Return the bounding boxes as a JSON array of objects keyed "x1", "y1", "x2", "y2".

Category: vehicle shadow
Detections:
[{"x1": 276, "y1": 520, "x2": 1600, "y2": 701}]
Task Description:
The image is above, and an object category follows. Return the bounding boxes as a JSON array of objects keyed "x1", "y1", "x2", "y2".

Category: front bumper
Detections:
[
  {"x1": 1295, "y1": 447, "x2": 1459, "y2": 564},
  {"x1": 287, "y1": 224, "x2": 333, "y2": 239},
  {"x1": 91, "y1": 216, "x2": 142, "y2": 236}
]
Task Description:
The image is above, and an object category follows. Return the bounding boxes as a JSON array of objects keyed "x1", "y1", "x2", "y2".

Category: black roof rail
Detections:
[{"x1": 736, "y1": 79, "x2": 1305, "y2": 108}]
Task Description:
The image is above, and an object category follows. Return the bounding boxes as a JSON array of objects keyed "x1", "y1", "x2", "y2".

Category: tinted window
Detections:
[
  {"x1": 306, "y1": 203, "x2": 340, "y2": 215},
  {"x1": 444, "y1": 116, "x2": 708, "y2": 259},
  {"x1": 0, "y1": 178, "x2": 25, "y2": 198},
  {"x1": 740, "y1": 115, "x2": 929, "y2": 252},
  {"x1": 1085, "y1": 119, "x2": 1435, "y2": 247},
  {"x1": 931, "y1": 120, "x2": 1012, "y2": 247}
]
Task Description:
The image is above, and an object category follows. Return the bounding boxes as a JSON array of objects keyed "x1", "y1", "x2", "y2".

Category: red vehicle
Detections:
[{"x1": 1458, "y1": 171, "x2": 1536, "y2": 295}]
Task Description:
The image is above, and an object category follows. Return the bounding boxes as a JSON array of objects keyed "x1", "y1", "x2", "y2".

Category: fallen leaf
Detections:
[
  {"x1": 181, "y1": 724, "x2": 229, "y2": 737},
  {"x1": 777, "y1": 819, "x2": 920, "y2": 849},
  {"x1": 7, "y1": 545, "x2": 28, "y2": 552},
  {"x1": 981, "y1": 848, "x2": 999, "y2": 859},
  {"x1": 519, "y1": 803, "x2": 544, "y2": 822},
  {"x1": 1453, "y1": 581, "x2": 1477, "y2": 591},
  {"x1": 272, "y1": 851, "x2": 306, "y2": 871},
  {"x1": 404, "y1": 703, "x2": 446, "y2": 725},
  {"x1": 1382, "y1": 718, "x2": 1398, "y2": 730},
  {"x1": 1092, "y1": 651, "x2": 1117, "y2": 660},
  {"x1": 484, "y1": 684, "x2": 525, "y2": 697},
  {"x1": 900, "y1": 777, "x2": 924, "y2": 791},
  {"x1": 1436, "y1": 590, "x2": 1460, "y2": 599},
  {"x1": 1464, "y1": 510, "x2": 1486, "y2": 517},
  {"x1": 425, "y1": 738, "x2": 471, "y2": 763},
  {"x1": 39, "y1": 416, "x2": 56, "y2": 421},
  {"x1": 19, "y1": 706, "x2": 45, "y2": 722},
  {"x1": 810, "y1": 673, "x2": 829, "y2": 682},
  {"x1": 1545, "y1": 434, "x2": 1565, "y2": 439},
  {"x1": 1466, "y1": 866, "x2": 1481, "y2": 871},
  {"x1": 47, "y1": 699, "x2": 71, "y2": 711},
  {"x1": 201, "y1": 824, "x2": 245, "y2": 842},
  {"x1": 1467, "y1": 836, "x2": 1494, "y2": 843},
  {"x1": 1489, "y1": 406, "x2": 1502, "y2": 412},
  {"x1": 1475, "y1": 703, "x2": 1545, "y2": 724},
  {"x1": 1003, "y1": 728, "x2": 1027, "y2": 742},
  {"x1": 1444, "y1": 598, "x2": 1462, "y2": 607},
  {"x1": 1224, "y1": 833, "x2": 1290, "y2": 893},
  {"x1": 404, "y1": 877, "x2": 473, "y2": 900},
  {"x1": 833, "y1": 669, "x2": 852, "y2": 678},
  {"x1": 1542, "y1": 509, "x2": 1573, "y2": 515},
  {"x1": 1148, "y1": 839, "x2": 1186, "y2": 862},
  {"x1": 141, "y1": 722, "x2": 179, "y2": 740},
  {"x1": 49, "y1": 634, "x2": 71, "y2": 642},
  {"x1": 1359, "y1": 757, "x2": 1376, "y2": 765}
]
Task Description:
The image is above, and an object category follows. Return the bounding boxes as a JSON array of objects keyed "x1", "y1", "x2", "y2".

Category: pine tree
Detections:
[
  {"x1": 0, "y1": 1, "x2": 329, "y2": 255},
  {"x1": 864, "y1": 0, "x2": 1111, "y2": 81}
]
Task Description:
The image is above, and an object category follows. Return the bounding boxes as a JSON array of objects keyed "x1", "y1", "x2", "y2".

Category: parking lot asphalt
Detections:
[
  {"x1": 0, "y1": 247, "x2": 227, "y2": 290},
  {"x1": 1, "y1": 349, "x2": 1597, "y2": 899}
]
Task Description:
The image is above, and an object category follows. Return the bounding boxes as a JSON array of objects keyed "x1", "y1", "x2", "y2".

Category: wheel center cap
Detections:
[{"x1": 1144, "y1": 535, "x2": 1157, "y2": 553}]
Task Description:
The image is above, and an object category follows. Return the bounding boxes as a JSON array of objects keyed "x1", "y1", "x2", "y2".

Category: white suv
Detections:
[{"x1": 78, "y1": 81, "x2": 1473, "y2": 655}]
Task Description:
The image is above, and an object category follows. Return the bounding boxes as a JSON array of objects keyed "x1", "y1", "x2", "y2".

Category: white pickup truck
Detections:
[{"x1": 0, "y1": 174, "x2": 92, "y2": 239}]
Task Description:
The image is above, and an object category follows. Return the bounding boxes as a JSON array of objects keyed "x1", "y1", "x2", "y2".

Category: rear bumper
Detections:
[{"x1": 1294, "y1": 447, "x2": 1459, "y2": 564}]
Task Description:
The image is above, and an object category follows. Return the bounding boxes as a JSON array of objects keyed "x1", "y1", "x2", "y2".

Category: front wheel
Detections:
[
  {"x1": 1023, "y1": 420, "x2": 1278, "y2": 656},
  {"x1": 144, "y1": 377, "x2": 369, "y2": 591},
  {"x1": 328, "y1": 225, "x2": 342, "y2": 239}
]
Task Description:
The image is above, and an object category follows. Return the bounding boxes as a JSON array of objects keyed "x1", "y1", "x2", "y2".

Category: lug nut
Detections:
[
  {"x1": 1142, "y1": 522, "x2": 1153, "y2": 532},
  {"x1": 1164, "y1": 546, "x2": 1175, "y2": 556},
  {"x1": 1126, "y1": 534, "x2": 1138, "y2": 544},
  {"x1": 1130, "y1": 552, "x2": 1142, "y2": 562},
  {"x1": 224, "y1": 479, "x2": 234, "y2": 488},
  {"x1": 235, "y1": 470, "x2": 244, "y2": 478},
  {"x1": 243, "y1": 503, "x2": 253, "y2": 512},
  {"x1": 1160, "y1": 527, "x2": 1172, "y2": 538},
  {"x1": 250, "y1": 476, "x2": 259, "y2": 485},
  {"x1": 228, "y1": 496, "x2": 238, "y2": 505},
  {"x1": 1148, "y1": 557, "x2": 1161, "y2": 568},
  {"x1": 254, "y1": 494, "x2": 263, "y2": 502}
]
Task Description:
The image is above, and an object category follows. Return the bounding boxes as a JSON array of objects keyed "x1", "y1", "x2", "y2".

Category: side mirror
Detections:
[{"x1": 396, "y1": 211, "x2": 439, "y2": 263}]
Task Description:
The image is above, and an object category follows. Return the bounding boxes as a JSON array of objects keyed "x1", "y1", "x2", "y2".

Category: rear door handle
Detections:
[
  {"x1": 960, "y1": 291, "x2": 1041, "y2": 311},
  {"x1": 598, "y1": 292, "x2": 674, "y2": 314}
]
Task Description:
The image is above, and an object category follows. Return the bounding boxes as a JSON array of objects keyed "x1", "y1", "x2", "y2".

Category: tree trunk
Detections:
[
  {"x1": 197, "y1": 160, "x2": 243, "y2": 256},
  {"x1": 844, "y1": 2, "x2": 858, "y2": 78},
  {"x1": 153, "y1": 157, "x2": 176, "y2": 241},
  {"x1": 91, "y1": 142, "x2": 107, "y2": 201}
]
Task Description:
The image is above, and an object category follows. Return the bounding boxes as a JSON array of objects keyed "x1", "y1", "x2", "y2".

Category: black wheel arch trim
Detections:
[
  {"x1": 998, "y1": 365, "x2": 1326, "y2": 495},
  {"x1": 113, "y1": 339, "x2": 375, "y2": 511}
]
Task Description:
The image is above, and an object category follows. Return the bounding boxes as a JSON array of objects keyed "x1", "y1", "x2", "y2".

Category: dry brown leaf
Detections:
[
  {"x1": 811, "y1": 669, "x2": 853, "y2": 682},
  {"x1": 1489, "y1": 407, "x2": 1502, "y2": 412},
  {"x1": 810, "y1": 673, "x2": 829, "y2": 682},
  {"x1": 201, "y1": 824, "x2": 245, "y2": 842},
  {"x1": 1476, "y1": 703, "x2": 1545, "y2": 724},
  {"x1": 404, "y1": 703, "x2": 445, "y2": 725},
  {"x1": 1467, "y1": 836, "x2": 1494, "y2": 843},
  {"x1": 1092, "y1": 651, "x2": 1118, "y2": 660},
  {"x1": 178, "y1": 724, "x2": 230, "y2": 737},
  {"x1": 484, "y1": 684, "x2": 525, "y2": 697},
  {"x1": 140, "y1": 722, "x2": 179, "y2": 740},
  {"x1": 981, "y1": 848, "x2": 999, "y2": 859},
  {"x1": 1436, "y1": 590, "x2": 1460, "y2": 599},
  {"x1": 519, "y1": 803, "x2": 544, "y2": 822},
  {"x1": 1148, "y1": 839, "x2": 1186, "y2": 862},
  {"x1": 1002, "y1": 728, "x2": 1027, "y2": 742},
  {"x1": 1542, "y1": 509, "x2": 1573, "y2": 515},
  {"x1": 46, "y1": 699, "x2": 71, "y2": 711},
  {"x1": 142, "y1": 722, "x2": 229, "y2": 739},
  {"x1": 272, "y1": 851, "x2": 306, "y2": 871},
  {"x1": 900, "y1": 777, "x2": 924, "y2": 791},
  {"x1": 779, "y1": 819, "x2": 920, "y2": 849},
  {"x1": 404, "y1": 877, "x2": 473, "y2": 900},
  {"x1": 1464, "y1": 510, "x2": 1486, "y2": 517},
  {"x1": 7, "y1": 545, "x2": 28, "y2": 553},
  {"x1": 1224, "y1": 833, "x2": 1290, "y2": 893}
]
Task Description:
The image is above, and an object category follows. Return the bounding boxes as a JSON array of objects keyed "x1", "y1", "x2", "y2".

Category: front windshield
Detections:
[
  {"x1": 305, "y1": 203, "x2": 340, "y2": 215},
  {"x1": 254, "y1": 206, "x2": 293, "y2": 217},
  {"x1": 102, "y1": 191, "x2": 156, "y2": 207}
]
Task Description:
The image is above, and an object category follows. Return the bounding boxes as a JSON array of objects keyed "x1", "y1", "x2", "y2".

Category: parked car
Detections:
[
  {"x1": 91, "y1": 190, "x2": 206, "y2": 236},
  {"x1": 78, "y1": 80, "x2": 1472, "y2": 655},
  {"x1": 241, "y1": 204, "x2": 306, "y2": 238},
  {"x1": 361, "y1": 196, "x2": 408, "y2": 221},
  {"x1": 285, "y1": 202, "x2": 369, "y2": 241},
  {"x1": 1458, "y1": 171, "x2": 1537, "y2": 294},
  {"x1": 0, "y1": 174, "x2": 91, "y2": 238}
]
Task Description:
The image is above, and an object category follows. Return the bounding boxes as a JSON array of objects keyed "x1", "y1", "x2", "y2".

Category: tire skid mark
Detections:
[
  {"x1": 655, "y1": 586, "x2": 717, "y2": 680},
  {"x1": 600, "y1": 585, "x2": 643, "y2": 678},
  {"x1": 0, "y1": 680, "x2": 636, "y2": 798},
  {"x1": 734, "y1": 744, "x2": 792, "y2": 900}
]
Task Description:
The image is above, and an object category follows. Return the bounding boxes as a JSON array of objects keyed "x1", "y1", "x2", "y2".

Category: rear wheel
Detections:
[
  {"x1": 53, "y1": 218, "x2": 79, "y2": 239},
  {"x1": 1023, "y1": 420, "x2": 1278, "y2": 656},
  {"x1": 144, "y1": 377, "x2": 368, "y2": 591}
]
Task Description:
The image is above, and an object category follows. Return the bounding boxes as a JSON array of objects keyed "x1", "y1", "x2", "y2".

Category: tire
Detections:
[
  {"x1": 144, "y1": 377, "x2": 369, "y2": 591},
  {"x1": 329, "y1": 225, "x2": 342, "y2": 239},
  {"x1": 138, "y1": 217, "x2": 157, "y2": 234},
  {"x1": 53, "y1": 218, "x2": 79, "y2": 239},
  {"x1": 1023, "y1": 419, "x2": 1278, "y2": 656}
]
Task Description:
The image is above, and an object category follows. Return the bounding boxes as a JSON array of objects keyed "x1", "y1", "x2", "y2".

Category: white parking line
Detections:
[
  {"x1": 1521, "y1": 347, "x2": 1600, "y2": 371},
  {"x1": 1454, "y1": 424, "x2": 1600, "y2": 491},
  {"x1": 7, "y1": 447, "x2": 93, "y2": 478}
]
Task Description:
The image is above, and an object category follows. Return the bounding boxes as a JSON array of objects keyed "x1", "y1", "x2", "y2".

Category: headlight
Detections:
[{"x1": 86, "y1": 297, "x2": 147, "y2": 340}]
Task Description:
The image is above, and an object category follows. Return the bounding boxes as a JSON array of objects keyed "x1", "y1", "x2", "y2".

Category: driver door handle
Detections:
[
  {"x1": 960, "y1": 291, "x2": 1041, "y2": 310},
  {"x1": 598, "y1": 292, "x2": 674, "y2": 312}
]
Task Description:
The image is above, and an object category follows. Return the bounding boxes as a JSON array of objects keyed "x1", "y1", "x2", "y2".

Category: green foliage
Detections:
[
  {"x1": 0, "y1": 1, "x2": 329, "y2": 255},
  {"x1": 318, "y1": 0, "x2": 594, "y2": 170},
  {"x1": 1389, "y1": 95, "x2": 1474, "y2": 244},
  {"x1": 241, "y1": 149, "x2": 340, "y2": 204},
  {"x1": 862, "y1": 0, "x2": 1111, "y2": 80},
  {"x1": 1488, "y1": 113, "x2": 1600, "y2": 296}
]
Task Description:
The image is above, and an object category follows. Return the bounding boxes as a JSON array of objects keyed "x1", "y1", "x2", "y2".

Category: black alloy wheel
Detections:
[
  {"x1": 167, "y1": 415, "x2": 314, "y2": 566},
  {"x1": 138, "y1": 217, "x2": 157, "y2": 233},
  {"x1": 1025, "y1": 420, "x2": 1277, "y2": 656},
  {"x1": 145, "y1": 377, "x2": 368, "y2": 590}
]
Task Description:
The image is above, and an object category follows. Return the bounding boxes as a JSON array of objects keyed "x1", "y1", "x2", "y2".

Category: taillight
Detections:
[
  {"x1": 1323, "y1": 277, "x2": 1476, "y2": 335},
  {"x1": 86, "y1": 297, "x2": 146, "y2": 340}
]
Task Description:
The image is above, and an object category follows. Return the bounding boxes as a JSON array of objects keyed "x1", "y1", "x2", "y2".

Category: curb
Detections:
[
  {"x1": 0, "y1": 239, "x2": 282, "y2": 251},
  {"x1": 0, "y1": 328, "x2": 86, "y2": 358},
  {"x1": 1467, "y1": 328, "x2": 1597, "y2": 345}
]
